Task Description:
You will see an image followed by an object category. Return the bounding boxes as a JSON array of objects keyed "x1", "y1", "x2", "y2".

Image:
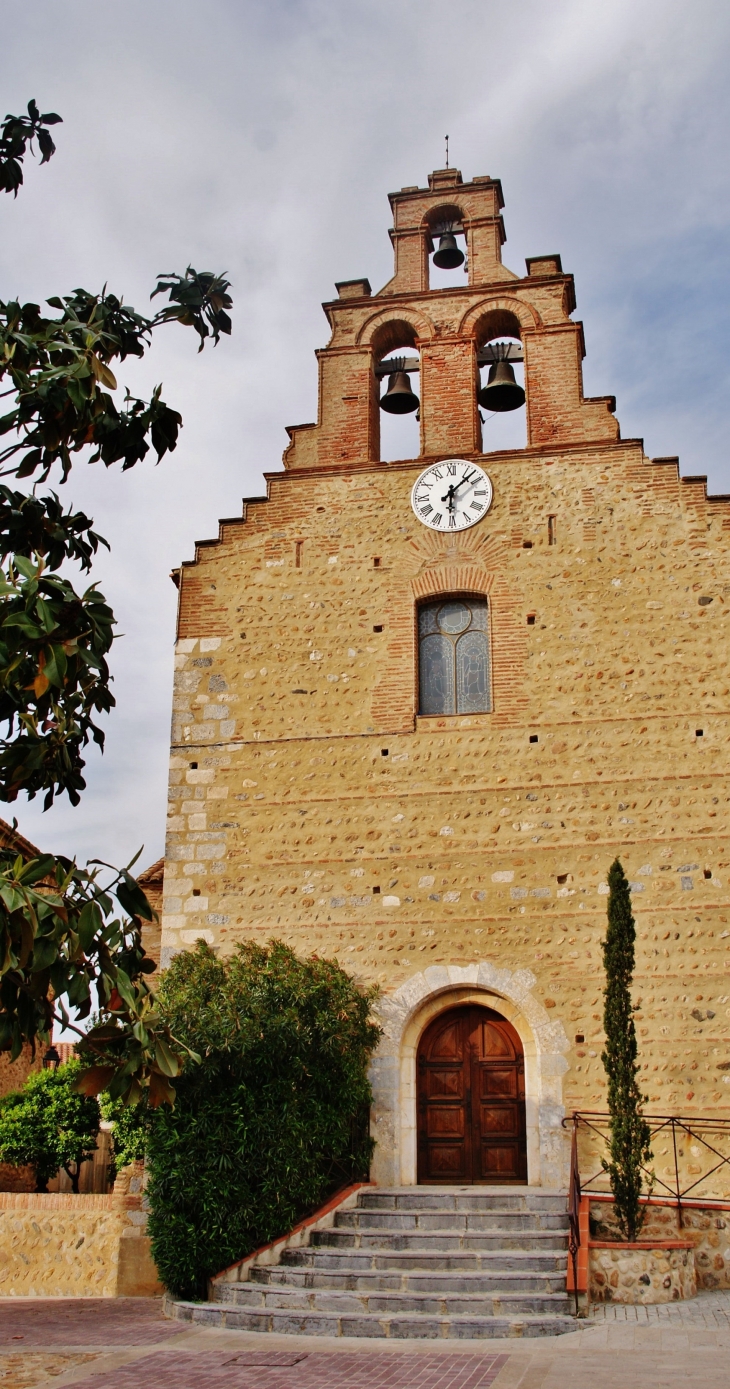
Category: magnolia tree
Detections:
[{"x1": 0, "y1": 101, "x2": 232, "y2": 1103}]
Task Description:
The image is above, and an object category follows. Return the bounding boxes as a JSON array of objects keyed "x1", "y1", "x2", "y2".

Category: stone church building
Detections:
[{"x1": 161, "y1": 167, "x2": 730, "y2": 1193}]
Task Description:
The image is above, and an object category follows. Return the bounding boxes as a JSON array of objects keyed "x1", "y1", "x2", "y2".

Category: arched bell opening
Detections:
[
  {"x1": 371, "y1": 319, "x2": 421, "y2": 463},
  {"x1": 416, "y1": 1003, "x2": 527, "y2": 1185},
  {"x1": 423, "y1": 203, "x2": 468, "y2": 292},
  {"x1": 474, "y1": 309, "x2": 526, "y2": 454}
]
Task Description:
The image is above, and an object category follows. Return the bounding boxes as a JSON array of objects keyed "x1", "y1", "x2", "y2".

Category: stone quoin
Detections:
[{"x1": 161, "y1": 166, "x2": 730, "y2": 1191}]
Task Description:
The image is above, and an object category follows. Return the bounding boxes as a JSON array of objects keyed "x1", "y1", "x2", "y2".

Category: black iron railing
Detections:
[{"x1": 565, "y1": 1110, "x2": 730, "y2": 1228}]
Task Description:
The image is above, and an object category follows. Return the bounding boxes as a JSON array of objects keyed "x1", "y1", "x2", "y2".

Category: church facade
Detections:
[{"x1": 161, "y1": 167, "x2": 730, "y2": 1191}]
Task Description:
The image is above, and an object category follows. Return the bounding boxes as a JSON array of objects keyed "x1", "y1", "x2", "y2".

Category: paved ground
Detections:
[{"x1": 0, "y1": 1294, "x2": 729, "y2": 1389}]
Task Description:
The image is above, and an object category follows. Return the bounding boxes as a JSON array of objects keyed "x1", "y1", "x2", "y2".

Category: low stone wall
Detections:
[
  {"x1": 0, "y1": 1164, "x2": 162, "y2": 1297},
  {"x1": 590, "y1": 1198, "x2": 730, "y2": 1291},
  {"x1": 589, "y1": 1241, "x2": 696, "y2": 1303}
]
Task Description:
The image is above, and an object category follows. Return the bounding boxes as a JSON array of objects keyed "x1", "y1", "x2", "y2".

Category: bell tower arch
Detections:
[{"x1": 282, "y1": 166, "x2": 619, "y2": 471}]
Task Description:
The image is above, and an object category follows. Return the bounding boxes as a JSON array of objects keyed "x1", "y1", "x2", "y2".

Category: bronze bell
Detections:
[
  {"x1": 478, "y1": 359, "x2": 526, "y2": 413},
  {"x1": 380, "y1": 369, "x2": 420, "y2": 415},
  {"x1": 432, "y1": 231, "x2": 465, "y2": 269}
]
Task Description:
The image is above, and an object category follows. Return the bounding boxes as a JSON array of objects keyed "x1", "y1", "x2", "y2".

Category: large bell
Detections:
[
  {"x1": 432, "y1": 231, "x2": 465, "y2": 269},
  {"x1": 478, "y1": 359, "x2": 526, "y2": 413},
  {"x1": 380, "y1": 369, "x2": 420, "y2": 415}
]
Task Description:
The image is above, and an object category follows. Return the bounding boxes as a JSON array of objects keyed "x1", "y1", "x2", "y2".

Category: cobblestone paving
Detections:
[{"x1": 586, "y1": 1290, "x2": 730, "y2": 1325}]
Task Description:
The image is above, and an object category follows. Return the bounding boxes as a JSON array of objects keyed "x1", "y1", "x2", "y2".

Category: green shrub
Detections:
[
  {"x1": 99, "y1": 1091, "x2": 149, "y2": 1180},
  {"x1": 0, "y1": 1058, "x2": 100, "y2": 1191},
  {"x1": 146, "y1": 940, "x2": 380, "y2": 1300}
]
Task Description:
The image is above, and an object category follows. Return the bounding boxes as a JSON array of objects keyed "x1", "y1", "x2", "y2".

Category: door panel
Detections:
[{"x1": 417, "y1": 1005, "x2": 527, "y2": 1183}]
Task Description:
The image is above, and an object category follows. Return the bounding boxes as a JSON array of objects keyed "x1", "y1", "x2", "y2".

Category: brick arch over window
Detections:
[
  {"x1": 459, "y1": 296, "x2": 541, "y2": 340},
  {"x1": 356, "y1": 306, "x2": 435, "y2": 351},
  {"x1": 370, "y1": 564, "x2": 528, "y2": 730}
]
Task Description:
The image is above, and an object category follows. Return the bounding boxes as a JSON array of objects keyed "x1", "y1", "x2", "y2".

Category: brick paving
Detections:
[
  {"x1": 1, "y1": 1295, "x2": 730, "y2": 1389},
  {"x1": 64, "y1": 1348, "x2": 509, "y2": 1389},
  {"x1": 0, "y1": 1297, "x2": 188, "y2": 1347}
]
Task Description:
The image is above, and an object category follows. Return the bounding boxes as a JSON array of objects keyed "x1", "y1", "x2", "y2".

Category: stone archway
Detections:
[{"x1": 368, "y1": 961, "x2": 570, "y2": 1189}]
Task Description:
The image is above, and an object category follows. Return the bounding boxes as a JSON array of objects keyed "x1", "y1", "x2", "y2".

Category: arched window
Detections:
[{"x1": 418, "y1": 597, "x2": 491, "y2": 716}]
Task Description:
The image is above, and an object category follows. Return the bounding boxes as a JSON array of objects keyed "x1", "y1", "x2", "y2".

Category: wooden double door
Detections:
[{"x1": 417, "y1": 1005, "x2": 527, "y2": 1184}]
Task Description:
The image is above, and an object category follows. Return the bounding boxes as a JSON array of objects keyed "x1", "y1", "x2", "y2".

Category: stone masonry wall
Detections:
[
  {"x1": 590, "y1": 1199, "x2": 730, "y2": 1290},
  {"x1": 0, "y1": 1164, "x2": 162, "y2": 1297},
  {"x1": 162, "y1": 436, "x2": 730, "y2": 1146}
]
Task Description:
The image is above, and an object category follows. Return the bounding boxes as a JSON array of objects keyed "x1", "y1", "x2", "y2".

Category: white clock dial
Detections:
[{"x1": 410, "y1": 459, "x2": 493, "y2": 532}]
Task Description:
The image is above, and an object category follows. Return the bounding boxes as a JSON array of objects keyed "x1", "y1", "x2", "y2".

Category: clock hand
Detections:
[{"x1": 441, "y1": 484, "x2": 458, "y2": 510}]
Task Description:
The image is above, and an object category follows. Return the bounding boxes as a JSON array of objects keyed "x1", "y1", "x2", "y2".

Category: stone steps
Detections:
[
  {"x1": 337, "y1": 1210, "x2": 567, "y2": 1231},
  {"x1": 258, "y1": 1266, "x2": 567, "y2": 1293},
  {"x1": 215, "y1": 1282, "x2": 569, "y2": 1317},
  {"x1": 167, "y1": 1301, "x2": 577, "y2": 1339},
  {"x1": 165, "y1": 1185, "x2": 576, "y2": 1339},
  {"x1": 310, "y1": 1228, "x2": 567, "y2": 1252},
  {"x1": 284, "y1": 1246, "x2": 567, "y2": 1272}
]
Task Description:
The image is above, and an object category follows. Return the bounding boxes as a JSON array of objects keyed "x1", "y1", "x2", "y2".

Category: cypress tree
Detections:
[{"x1": 601, "y1": 857, "x2": 653, "y2": 1241}]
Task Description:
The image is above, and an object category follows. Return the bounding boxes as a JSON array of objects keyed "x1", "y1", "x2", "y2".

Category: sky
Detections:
[{"x1": 1, "y1": 0, "x2": 729, "y2": 875}]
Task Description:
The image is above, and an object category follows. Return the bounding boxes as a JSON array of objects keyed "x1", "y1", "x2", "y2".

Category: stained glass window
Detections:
[{"x1": 418, "y1": 598, "x2": 490, "y2": 715}]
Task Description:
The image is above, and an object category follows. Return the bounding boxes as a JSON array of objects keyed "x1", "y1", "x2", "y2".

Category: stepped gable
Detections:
[{"x1": 161, "y1": 164, "x2": 730, "y2": 1199}]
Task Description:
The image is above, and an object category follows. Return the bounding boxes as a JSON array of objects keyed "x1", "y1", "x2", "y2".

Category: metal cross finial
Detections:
[{"x1": 445, "y1": 135, "x2": 449, "y2": 169}]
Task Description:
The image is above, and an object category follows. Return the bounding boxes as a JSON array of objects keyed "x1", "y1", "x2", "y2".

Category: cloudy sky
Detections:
[{"x1": 1, "y1": 0, "x2": 729, "y2": 875}]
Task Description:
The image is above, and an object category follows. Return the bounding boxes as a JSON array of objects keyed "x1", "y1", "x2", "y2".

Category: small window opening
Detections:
[
  {"x1": 548, "y1": 515, "x2": 557, "y2": 546},
  {"x1": 316, "y1": 506, "x2": 325, "y2": 512},
  {"x1": 418, "y1": 596, "x2": 491, "y2": 715},
  {"x1": 704, "y1": 869, "x2": 712, "y2": 879},
  {"x1": 557, "y1": 873, "x2": 568, "y2": 885},
  {"x1": 295, "y1": 540, "x2": 303, "y2": 568},
  {"x1": 374, "y1": 624, "x2": 383, "y2": 633},
  {"x1": 381, "y1": 748, "x2": 389, "y2": 757},
  {"x1": 575, "y1": 1033, "x2": 585, "y2": 1044},
  {"x1": 523, "y1": 540, "x2": 533, "y2": 549},
  {"x1": 190, "y1": 762, "x2": 198, "y2": 769},
  {"x1": 240, "y1": 631, "x2": 246, "y2": 639},
  {"x1": 529, "y1": 734, "x2": 538, "y2": 743},
  {"x1": 696, "y1": 729, "x2": 704, "y2": 737},
  {"x1": 373, "y1": 557, "x2": 381, "y2": 568},
  {"x1": 527, "y1": 613, "x2": 536, "y2": 626},
  {"x1": 372, "y1": 885, "x2": 381, "y2": 894},
  {"x1": 192, "y1": 889, "x2": 201, "y2": 897}
]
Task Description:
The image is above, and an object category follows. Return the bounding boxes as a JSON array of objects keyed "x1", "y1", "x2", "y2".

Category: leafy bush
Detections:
[
  {"x1": 0, "y1": 1058, "x2": 99, "y2": 1191},
  {"x1": 146, "y1": 940, "x2": 381, "y2": 1300},
  {"x1": 99, "y1": 1091, "x2": 149, "y2": 1180}
]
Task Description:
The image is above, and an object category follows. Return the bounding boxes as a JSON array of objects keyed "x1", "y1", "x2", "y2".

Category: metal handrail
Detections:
[
  {"x1": 567, "y1": 1122, "x2": 581, "y2": 1314},
  {"x1": 564, "y1": 1110, "x2": 730, "y2": 1234}
]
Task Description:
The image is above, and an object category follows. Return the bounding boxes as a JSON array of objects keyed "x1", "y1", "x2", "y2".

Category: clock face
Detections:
[{"x1": 410, "y1": 459, "x2": 493, "y2": 532}]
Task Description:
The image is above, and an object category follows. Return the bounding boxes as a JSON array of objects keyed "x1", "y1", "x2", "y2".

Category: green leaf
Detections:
[{"x1": 116, "y1": 875, "x2": 154, "y2": 922}]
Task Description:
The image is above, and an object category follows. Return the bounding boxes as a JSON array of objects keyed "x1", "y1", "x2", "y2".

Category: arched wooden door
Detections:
[{"x1": 417, "y1": 1005, "x2": 527, "y2": 1184}]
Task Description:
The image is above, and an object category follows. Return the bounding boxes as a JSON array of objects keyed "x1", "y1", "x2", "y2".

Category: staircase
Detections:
[{"x1": 168, "y1": 1187, "x2": 576, "y2": 1339}]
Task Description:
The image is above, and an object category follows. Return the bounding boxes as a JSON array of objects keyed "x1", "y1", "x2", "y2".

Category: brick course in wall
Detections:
[{"x1": 162, "y1": 168, "x2": 730, "y2": 1169}]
